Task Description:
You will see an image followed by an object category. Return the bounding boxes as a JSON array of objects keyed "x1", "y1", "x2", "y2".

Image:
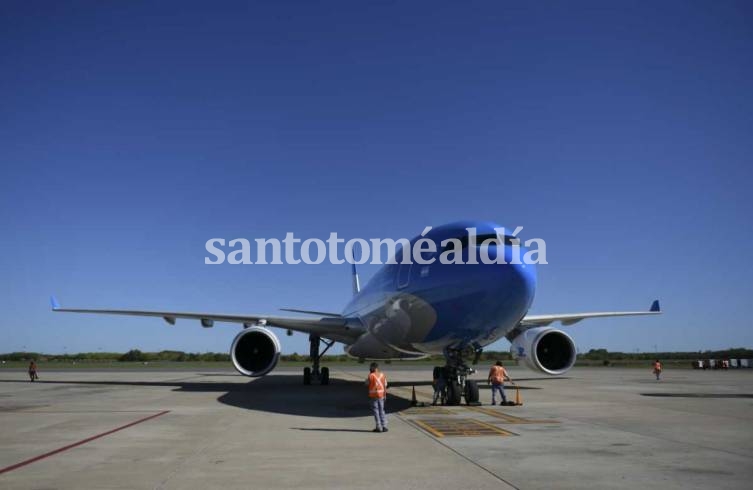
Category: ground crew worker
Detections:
[
  {"x1": 488, "y1": 361, "x2": 511, "y2": 405},
  {"x1": 653, "y1": 359, "x2": 662, "y2": 380},
  {"x1": 366, "y1": 362, "x2": 388, "y2": 432},
  {"x1": 28, "y1": 360, "x2": 38, "y2": 382}
]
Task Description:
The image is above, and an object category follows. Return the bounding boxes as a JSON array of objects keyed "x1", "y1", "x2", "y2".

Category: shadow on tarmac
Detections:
[{"x1": 0, "y1": 375, "x2": 413, "y2": 418}]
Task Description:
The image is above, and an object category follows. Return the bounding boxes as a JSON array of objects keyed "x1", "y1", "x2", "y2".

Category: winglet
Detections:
[
  {"x1": 50, "y1": 295, "x2": 61, "y2": 311},
  {"x1": 650, "y1": 300, "x2": 660, "y2": 312}
]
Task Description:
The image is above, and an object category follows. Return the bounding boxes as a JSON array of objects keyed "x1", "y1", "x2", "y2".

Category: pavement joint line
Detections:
[
  {"x1": 562, "y1": 413, "x2": 753, "y2": 461},
  {"x1": 0, "y1": 410, "x2": 170, "y2": 475},
  {"x1": 394, "y1": 411, "x2": 521, "y2": 490}
]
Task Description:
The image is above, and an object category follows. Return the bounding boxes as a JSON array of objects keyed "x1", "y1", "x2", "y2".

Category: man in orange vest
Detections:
[
  {"x1": 488, "y1": 361, "x2": 511, "y2": 405},
  {"x1": 366, "y1": 362, "x2": 388, "y2": 432},
  {"x1": 653, "y1": 360, "x2": 663, "y2": 380},
  {"x1": 28, "y1": 360, "x2": 38, "y2": 382}
]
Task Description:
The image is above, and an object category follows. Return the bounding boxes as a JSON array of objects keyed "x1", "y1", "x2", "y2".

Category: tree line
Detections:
[
  {"x1": 579, "y1": 348, "x2": 753, "y2": 361},
  {"x1": 1, "y1": 348, "x2": 751, "y2": 363}
]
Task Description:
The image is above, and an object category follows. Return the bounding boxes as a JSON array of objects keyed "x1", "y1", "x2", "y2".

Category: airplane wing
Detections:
[
  {"x1": 50, "y1": 296, "x2": 364, "y2": 342},
  {"x1": 519, "y1": 300, "x2": 661, "y2": 327}
]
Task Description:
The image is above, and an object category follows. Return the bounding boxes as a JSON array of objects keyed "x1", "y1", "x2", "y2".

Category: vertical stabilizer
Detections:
[
  {"x1": 352, "y1": 263, "x2": 361, "y2": 295},
  {"x1": 351, "y1": 241, "x2": 361, "y2": 295}
]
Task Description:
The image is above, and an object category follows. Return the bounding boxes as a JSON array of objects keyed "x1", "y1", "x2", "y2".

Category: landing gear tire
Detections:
[
  {"x1": 447, "y1": 381, "x2": 463, "y2": 406},
  {"x1": 320, "y1": 367, "x2": 330, "y2": 385},
  {"x1": 464, "y1": 380, "x2": 479, "y2": 404},
  {"x1": 303, "y1": 367, "x2": 312, "y2": 385}
]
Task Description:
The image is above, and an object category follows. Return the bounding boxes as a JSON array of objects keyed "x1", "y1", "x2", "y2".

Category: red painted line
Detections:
[{"x1": 0, "y1": 410, "x2": 170, "y2": 475}]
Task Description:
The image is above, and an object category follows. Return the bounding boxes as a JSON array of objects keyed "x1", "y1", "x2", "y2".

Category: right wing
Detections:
[
  {"x1": 50, "y1": 296, "x2": 365, "y2": 343},
  {"x1": 519, "y1": 300, "x2": 661, "y2": 328}
]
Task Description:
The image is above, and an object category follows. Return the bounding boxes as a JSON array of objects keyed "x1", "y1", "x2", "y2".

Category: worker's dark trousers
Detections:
[
  {"x1": 491, "y1": 383, "x2": 506, "y2": 404},
  {"x1": 370, "y1": 398, "x2": 387, "y2": 430}
]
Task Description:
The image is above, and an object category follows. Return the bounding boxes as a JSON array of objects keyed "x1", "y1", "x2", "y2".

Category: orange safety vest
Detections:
[
  {"x1": 368, "y1": 372, "x2": 387, "y2": 399},
  {"x1": 489, "y1": 365, "x2": 506, "y2": 384}
]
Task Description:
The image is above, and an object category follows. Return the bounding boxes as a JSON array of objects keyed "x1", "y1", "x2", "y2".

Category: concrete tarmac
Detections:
[{"x1": 1, "y1": 366, "x2": 752, "y2": 489}]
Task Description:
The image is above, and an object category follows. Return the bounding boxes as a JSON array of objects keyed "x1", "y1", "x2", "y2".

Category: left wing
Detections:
[
  {"x1": 50, "y1": 296, "x2": 365, "y2": 343},
  {"x1": 520, "y1": 300, "x2": 661, "y2": 327}
]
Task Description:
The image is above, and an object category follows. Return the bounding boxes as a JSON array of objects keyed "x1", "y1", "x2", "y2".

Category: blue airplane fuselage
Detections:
[{"x1": 342, "y1": 221, "x2": 537, "y2": 359}]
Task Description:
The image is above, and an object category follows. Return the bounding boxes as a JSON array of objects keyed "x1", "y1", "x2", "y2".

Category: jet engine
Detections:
[
  {"x1": 230, "y1": 326, "x2": 281, "y2": 377},
  {"x1": 509, "y1": 327, "x2": 576, "y2": 375}
]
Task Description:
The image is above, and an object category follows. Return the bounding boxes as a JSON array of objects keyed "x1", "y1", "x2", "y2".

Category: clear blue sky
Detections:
[{"x1": 1, "y1": 1, "x2": 751, "y2": 355}]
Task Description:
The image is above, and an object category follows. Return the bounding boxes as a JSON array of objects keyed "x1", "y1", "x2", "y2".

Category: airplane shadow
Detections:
[{"x1": 0, "y1": 375, "x2": 412, "y2": 418}]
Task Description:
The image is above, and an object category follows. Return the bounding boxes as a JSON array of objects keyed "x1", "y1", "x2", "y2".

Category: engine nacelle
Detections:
[
  {"x1": 230, "y1": 326, "x2": 281, "y2": 377},
  {"x1": 509, "y1": 327, "x2": 576, "y2": 375}
]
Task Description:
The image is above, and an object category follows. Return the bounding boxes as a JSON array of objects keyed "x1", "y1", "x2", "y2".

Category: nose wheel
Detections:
[
  {"x1": 303, "y1": 335, "x2": 333, "y2": 385},
  {"x1": 436, "y1": 347, "x2": 482, "y2": 405}
]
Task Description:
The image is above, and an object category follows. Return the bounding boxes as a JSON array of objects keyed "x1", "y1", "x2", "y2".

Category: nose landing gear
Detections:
[{"x1": 433, "y1": 346, "x2": 481, "y2": 405}]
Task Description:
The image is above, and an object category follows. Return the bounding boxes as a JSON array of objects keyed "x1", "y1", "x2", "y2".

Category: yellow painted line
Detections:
[
  {"x1": 463, "y1": 418, "x2": 516, "y2": 436},
  {"x1": 400, "y1": 407, "x2": 454, "y2": 415},
  {"x1": 467, "y1": 406, "x2": 558, "y2": 424},
  {"x1": 412, "y1": 418, "x2": 445, "y2": 438},
  {"x1": 411, "y1": 418, "x2": 515, "y2": 438}
]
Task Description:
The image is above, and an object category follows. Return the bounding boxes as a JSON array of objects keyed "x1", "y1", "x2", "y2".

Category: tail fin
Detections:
[
  {"x1": 352, "y1": 263, "x2": 361, "y2": 295},
  {"x1": 650, "y1": 300, "x2": 660, "y2": 312},
  {"x1": 351, "y1": 242, "x2": 361, "y2": 295}
]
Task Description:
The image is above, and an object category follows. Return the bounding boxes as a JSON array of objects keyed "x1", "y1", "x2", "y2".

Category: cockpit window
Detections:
[{"x1": 442, "y1": 234, "x2": 518, "y2": 251}]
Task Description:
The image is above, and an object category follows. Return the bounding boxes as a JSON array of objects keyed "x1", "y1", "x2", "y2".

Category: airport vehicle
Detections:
[{"x1": 52, "y1": 221, "x2": 661, "y2": 405}]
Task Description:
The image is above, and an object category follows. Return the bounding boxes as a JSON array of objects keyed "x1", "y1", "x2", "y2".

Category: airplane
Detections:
[{"x1": 51, "y1": 220, "x2": 661, "y2": 405}]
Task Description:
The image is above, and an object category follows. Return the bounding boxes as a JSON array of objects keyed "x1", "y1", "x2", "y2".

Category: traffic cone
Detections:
[
  {"x1": 411, "y1": 385, "x2": 418, "y2": 406},
  {"x1": 514, "y1": 383, "x2": 523, "y2": 406}
]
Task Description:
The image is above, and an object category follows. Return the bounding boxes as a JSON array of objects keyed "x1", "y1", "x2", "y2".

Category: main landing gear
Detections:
[
  {"x1": 303, "y1": 334, "x2": 333, "y2": 385},
  {"x1": 433, "y1": 346, "x2": 481, "y2": 406}
]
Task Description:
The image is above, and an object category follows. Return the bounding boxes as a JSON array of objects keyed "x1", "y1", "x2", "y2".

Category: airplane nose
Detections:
[
  {"x1": 482, "y1": 243, "x2": 537, "y2": 312},
  {"x1": 510, "y1": 260, "x2": 537, "y2": 310}
]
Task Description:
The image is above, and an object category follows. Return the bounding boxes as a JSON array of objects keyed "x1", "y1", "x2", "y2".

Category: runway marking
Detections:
[
  {"x1": 0, "y1": 410, "x2": 170, "y2": 475},
  {"x1": 411, "y1": 418, "x2": 515, "y2": 438},
  {"x1": 411, "y1": 419, "x2": 446, "y2": 437},
  {"x1": 400, "y1": 407, "x2": 454, "y2": 415},
  {"x1": 466, "y1": 406, "x2": 558, "y2": 424}
]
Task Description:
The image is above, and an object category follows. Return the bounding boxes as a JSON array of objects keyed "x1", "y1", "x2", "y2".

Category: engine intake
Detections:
[
  {"x1": 230, "y1": 326, "x2": 281, "y2": 377},
  {"x1": 509, "y1": 327, "x2": 576, "y2": 375}
]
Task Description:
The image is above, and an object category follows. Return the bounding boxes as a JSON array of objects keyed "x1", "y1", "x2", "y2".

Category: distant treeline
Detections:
[
  {"x1": 0, "y1": 349, "x2": 514, "y2": 363},
  {"x1": 1, "y1": 348, "x2": 751, "y2": 363},
  {"x1": 578, "y1": 348, "x2": 753, "y2": 361}
]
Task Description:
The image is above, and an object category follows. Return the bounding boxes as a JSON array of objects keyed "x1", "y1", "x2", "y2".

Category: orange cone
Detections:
[{"x1": 514, "y1": 383, "x2": 523, "y2": 406}]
